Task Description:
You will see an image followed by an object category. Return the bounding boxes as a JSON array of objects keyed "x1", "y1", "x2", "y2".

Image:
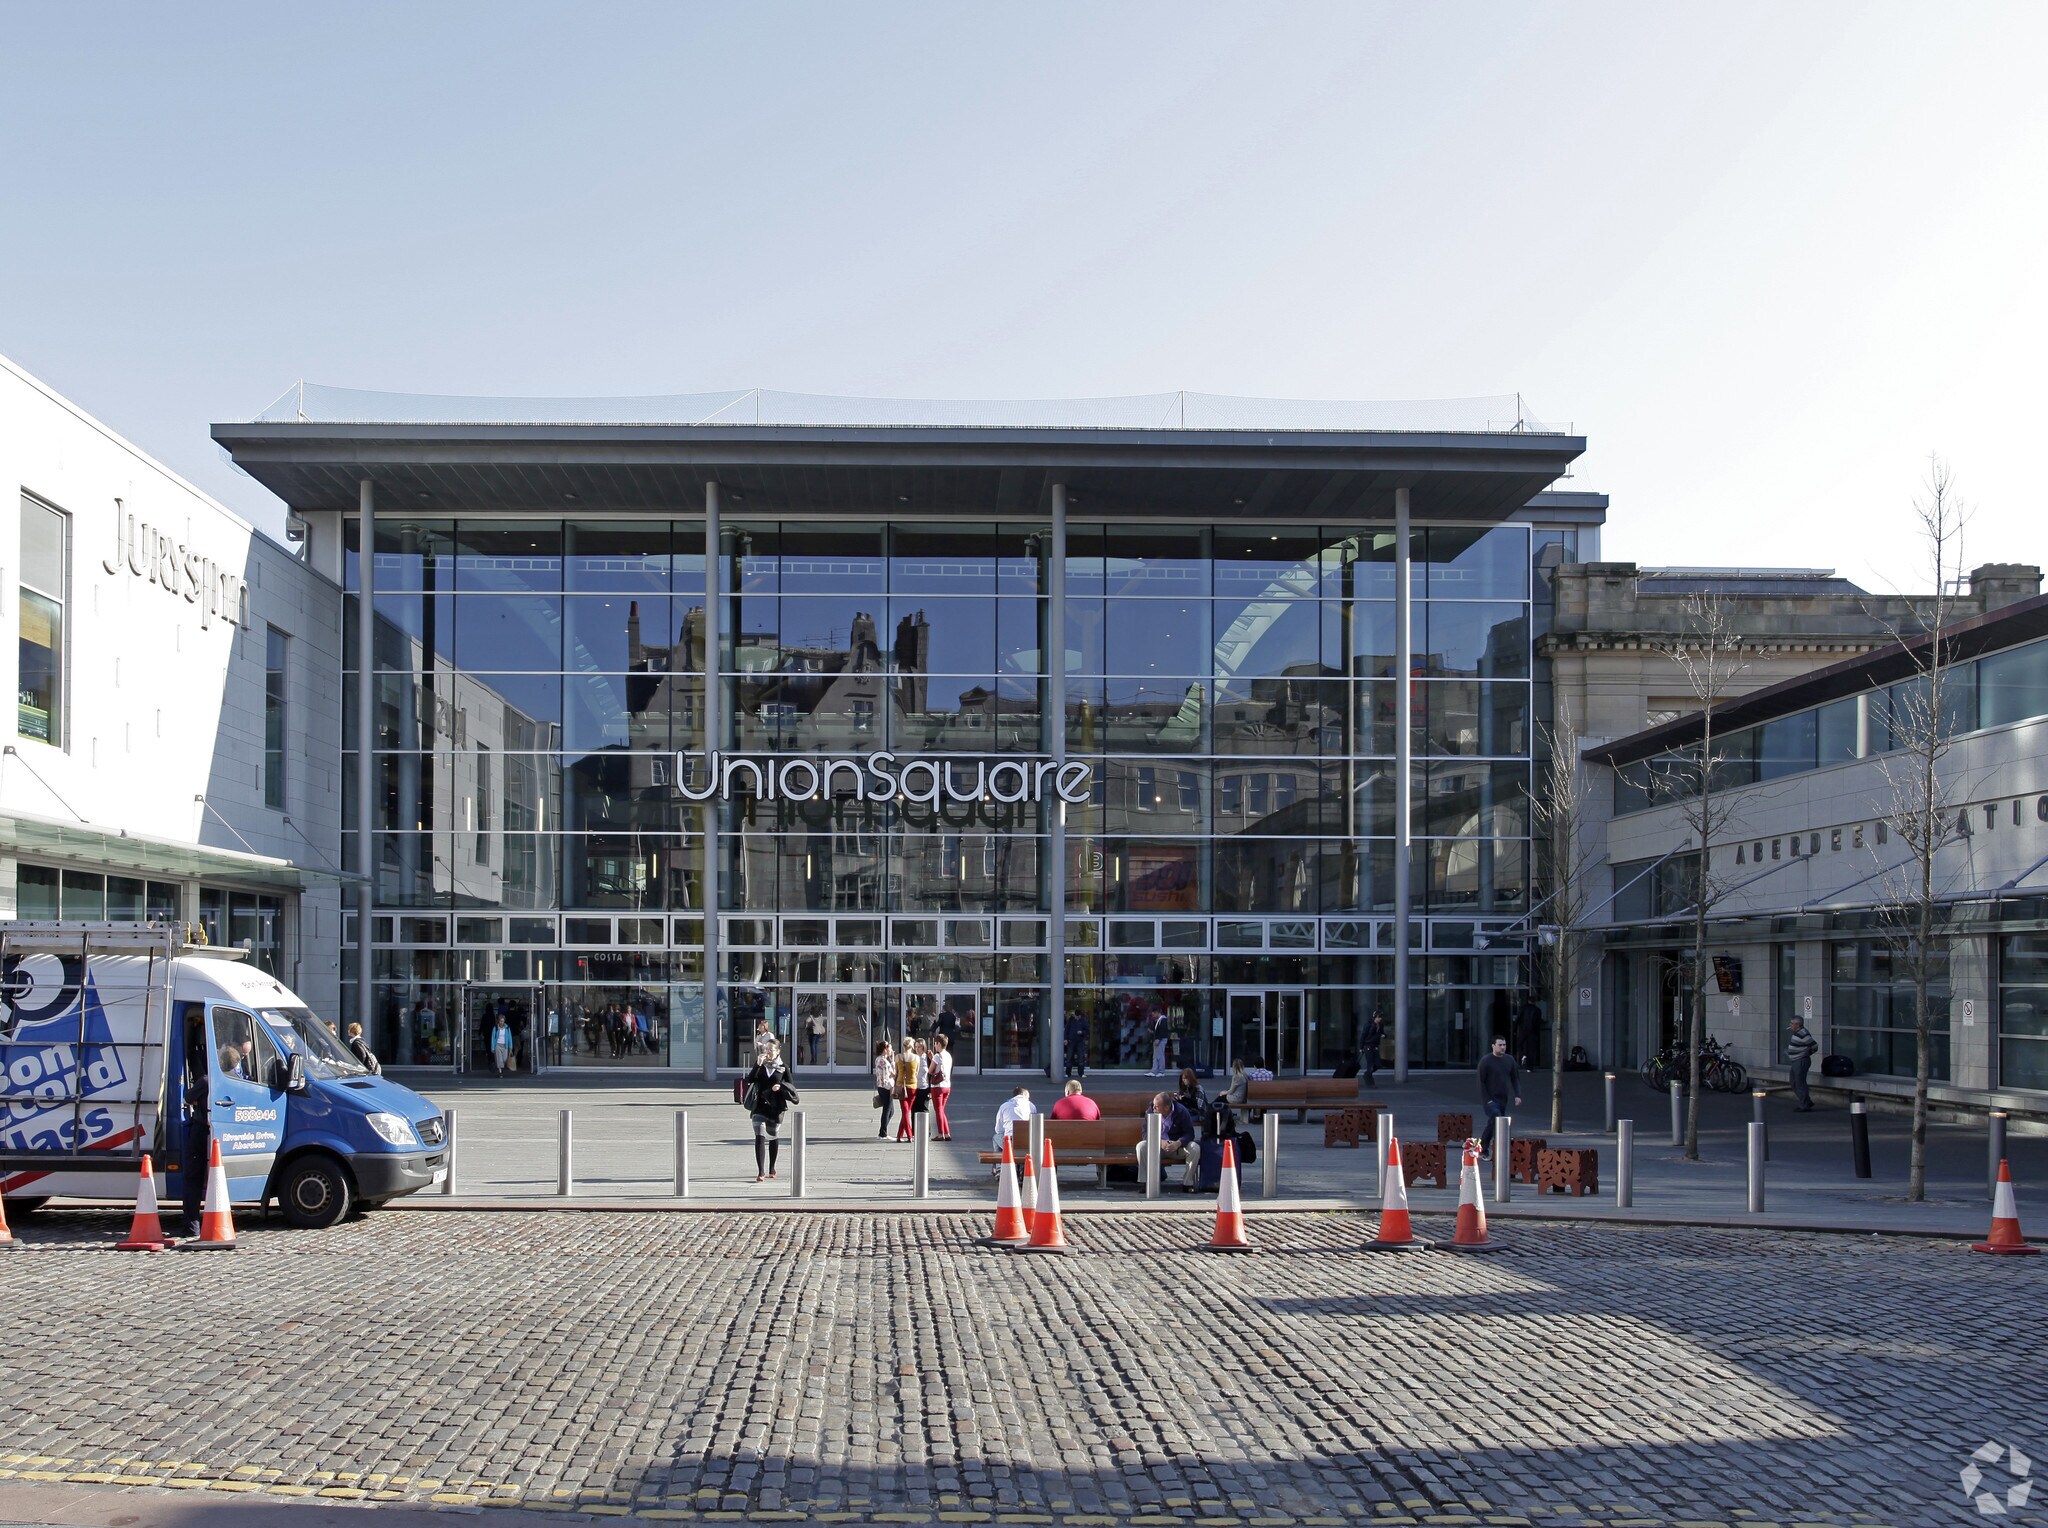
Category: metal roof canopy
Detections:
[
  {"x1": 209, "y1": 421, "x2": 1586, "y2": 522},
  {"x1": 3, "y1": 809, "x2": 307, "y2": 890}
]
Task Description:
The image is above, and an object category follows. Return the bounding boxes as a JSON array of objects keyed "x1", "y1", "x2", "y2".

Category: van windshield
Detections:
[{"x1": 259, "y1": 1006, "x2": 368, "y2": 1080}]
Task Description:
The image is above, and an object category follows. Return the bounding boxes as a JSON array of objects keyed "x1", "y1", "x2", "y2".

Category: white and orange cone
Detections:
[
  {"x1": 1973, "y1": 1159, "x2": 2040, "y2": 1256},
  {"x1": 114, "y1": 1154, "x2": 172, "y2": 1252},
  {"x1": 1443, "y1": 1139, "x2": 1502, "y2": 1253},
  {"x1": 1362, "y1": 1135, "x2": 1430, "y2": 1251},
  {"x1": 1200, "y1": 1138, "x2": 1254, "y2": 1253},
  {"x1": 178, "y1": 1139, "x2": 237, "y2": 1251},
  {"x1": 984, "y1": 1135, "x2": 1030, "y2": 1245},
  {"x1": 1014, "y1": 1140, "x2": 1069, "y2": 1253},
  {"x1": 1018, "y1": 1139, "x2": 1039, "y2": 1236}
]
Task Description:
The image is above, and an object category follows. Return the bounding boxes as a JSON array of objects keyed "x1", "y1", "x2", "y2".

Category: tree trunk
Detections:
[{"x1": 1550, "y1": 933, "x2": 1569, "y2": 1133}]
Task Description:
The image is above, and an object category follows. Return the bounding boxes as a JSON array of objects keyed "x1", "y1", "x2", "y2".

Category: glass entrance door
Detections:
[
  {"x1": 793, "y1": 987, "x2": 873, "y2": 1073},
  {"x1": 1228, "y1": 988, "x2": 1308, "y2": 1075},
  {"x1": 903, "y1": 988, "x2": 980, "y2": 1071},
  {"x1": 466, "y1": 986, "x2": 536, "y2": 1076}
]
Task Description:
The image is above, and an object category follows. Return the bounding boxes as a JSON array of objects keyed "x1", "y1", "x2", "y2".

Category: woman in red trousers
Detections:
[{"x1": 928, "y1": 1033, "x2": 955, "y2": 1141}]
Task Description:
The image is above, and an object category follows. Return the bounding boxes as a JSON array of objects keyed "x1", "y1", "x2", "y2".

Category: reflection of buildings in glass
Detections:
[{"x1": 372, "y1": 609, "x2": 559, "y2": 910}]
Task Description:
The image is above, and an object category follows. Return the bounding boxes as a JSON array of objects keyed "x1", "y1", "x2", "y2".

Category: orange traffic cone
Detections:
[
  {"x1": 984, "y1": 1135, "x2": 1030, "y2": 1245},
  {"x1": 1014, "y1": 1140, "x2": 1069, "y2": 1253},
  {"x1": 179, "y1": 1139, "x2": 237, "y2": 1251},
  {"x1": 114, "y1": 1154, "x2": 172, "y2": 1252},
  {"x1": 1973, "y1": 1159, "x2": 2040, "y2": 1256},
  {"x1": 1443, "y1": 1140, "x2": 1502, "y2": 1253},
  {"x1": 1200, "y1": 1138, "x2": 1254, "y2": 1253},
  {"x1": 1363, "y1": 1135, "x2": 1430, "y2": 1251},
  {"x1": 1018, "y1": 1139, "x2": 1038, "y2": 1235}
]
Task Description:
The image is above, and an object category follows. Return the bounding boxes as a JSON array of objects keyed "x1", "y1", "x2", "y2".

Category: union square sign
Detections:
[{"x1": 668, "y1": 750, "x2": 1093, "y2": 807}]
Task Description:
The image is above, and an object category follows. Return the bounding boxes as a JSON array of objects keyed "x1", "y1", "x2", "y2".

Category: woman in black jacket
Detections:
[{"x1": 744, "y1": 1039, "x2": 799, "y2": 1182}]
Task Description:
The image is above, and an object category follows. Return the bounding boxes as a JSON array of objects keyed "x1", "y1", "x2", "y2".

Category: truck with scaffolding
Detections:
[{"x1": 1, "y1": 922, "x2": 446, "y2": 1228}]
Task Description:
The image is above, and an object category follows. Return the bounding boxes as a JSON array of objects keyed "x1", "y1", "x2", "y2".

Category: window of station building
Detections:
[
  {"x1": 1998, "y1": 934, "x2": 2048, "y2": 1091},
  {"x1": 26, "y1": 868, "x2": 184, "y2": 922},
  {"x1": 1827, "y1": 939, "x2": 1950, "y2": 1081},
  {"x1": 264, "y1": 626, "x2": 289, "y2": 808},
  {"x1": 17, "y1": 494, "x2": 68, "y2": 746}
]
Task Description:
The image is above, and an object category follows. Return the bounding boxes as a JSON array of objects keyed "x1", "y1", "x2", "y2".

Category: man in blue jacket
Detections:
[
  {"x1": 1141, "y1": 1091, "x2": 1202, "y2": 1190},
  {"x1": 1476, "y1": 1036, "x2": 1522, "y2": 1160}
]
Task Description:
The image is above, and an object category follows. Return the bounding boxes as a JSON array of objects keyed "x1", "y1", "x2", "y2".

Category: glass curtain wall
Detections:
[{"x1": 344, "y1": 516, "x2": 1537, "y2": 1071}]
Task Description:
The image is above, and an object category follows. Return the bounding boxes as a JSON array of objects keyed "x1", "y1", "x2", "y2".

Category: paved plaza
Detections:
[
  {"x1": 2, "y1": 1206, "x2": 2045, "y2": 1528},
  {"x1": 384, "y1": 1069, "x2": 2041, "y2": 1236}
]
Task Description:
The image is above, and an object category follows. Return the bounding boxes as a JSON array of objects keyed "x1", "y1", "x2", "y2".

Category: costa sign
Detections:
[{"x1": 670, "y1": 751, "x2": 1092, "y2": 806}]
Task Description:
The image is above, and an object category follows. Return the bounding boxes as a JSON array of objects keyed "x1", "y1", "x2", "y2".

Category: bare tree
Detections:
[
  {"x1": 1656, "y1": 594, "x2": 1748, "y2": 1160},
  {"x1": 1868, "y1": 457, "x2": 1969, "y2": 1202},
  {"x1": 1531, "y1": 698, "x2": 1602, "y2": 1133}
]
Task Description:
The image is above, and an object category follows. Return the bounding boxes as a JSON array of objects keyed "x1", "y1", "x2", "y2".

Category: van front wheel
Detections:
[{"x1": 277, "y1": 1156, "x2": 352, "y2": 1229}]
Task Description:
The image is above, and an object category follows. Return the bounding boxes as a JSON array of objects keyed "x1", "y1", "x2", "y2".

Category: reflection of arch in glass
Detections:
[{"x1": 1212, "y1": 535, "x2": 1378, "y2": 681}]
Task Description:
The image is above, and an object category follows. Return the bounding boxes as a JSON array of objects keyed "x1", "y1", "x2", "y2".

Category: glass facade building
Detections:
[{"x1": 214, "y1": 405, "x2": 1590, "y2": 1078}]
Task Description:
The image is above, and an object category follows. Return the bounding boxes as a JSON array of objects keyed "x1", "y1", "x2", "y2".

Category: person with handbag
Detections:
[
  {"x1": 928, "y1": 1034, "x2": 955, "y2": 1141},
  {"x1": 895, "y1": 1039, "x2": 920, "y2": 1142},
  {"x1": 872, "y1": 1039, "x2": 898, "y2": 1140},
  {"x1": 742, "y1": 1038, "x2": 798, "y2": 1182},
  {"x1": 908, "y1": 1039, "x2": 932, "y2": 1138}
]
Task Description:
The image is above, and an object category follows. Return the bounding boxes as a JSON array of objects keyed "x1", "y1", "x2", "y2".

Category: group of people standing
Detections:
[{"x1": 871, "y1": 1035, "x2": 954, "y2": 1141}]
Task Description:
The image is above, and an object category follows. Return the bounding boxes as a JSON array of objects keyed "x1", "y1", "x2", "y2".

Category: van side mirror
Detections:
[{"x1": 278, "y1": 1052, "x2": 307, "y2": 1094}]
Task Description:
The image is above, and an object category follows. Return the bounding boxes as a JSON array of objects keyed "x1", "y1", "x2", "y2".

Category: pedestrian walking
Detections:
[
  {"x1": 1514, "y1": 993, "x2": 1543, "y2": 1068},
  {"x1": 545, "y1": 1005, "x2": 562, "y2": 1065},
  {"x1": 1786, "y1": 1013, "x2": 1818, "y2": 1110},
  {"x1": 1360, "y1": 1009, "x2": 1385, "y2": 1083},
  {"x1": 873, "y1": 1038, "x2": 898, "y2": 1139},
  {"x1": 804, "y1": 1002, "x2": 827, "y2": 1067},
  {"x1": 929, "y1": 1034, "x2": 955, "y2": 1141},
  {"x1": 1149, "y1": 1008, "x2": 1169, "y2": 1076},
  {"x1": 909, "y1": 1038, "x2": 932, "y2": 1138},
  {"x1": 1063, "y1": 1008, "x2": 1089, "y2": 1079},
  {"x1": 895, "y1": 1039, "x2": 921, "y2": 1142},
  {"x1": 178, "y1": 1007, "x2": 210, "y2": 1239},
  {"x1": 489, "y1": 1013, "x2": 514, "y2": 1077},
  {"x1": 1476, "y1": 1035, "x2": 1522, "y2": 1159},
  {"x1": 344, "y1": 1022, "x2": 381, "y2": 1074},
  {"x1": 742, "y1": 1039, "x2": 798, "y2": 1182}
]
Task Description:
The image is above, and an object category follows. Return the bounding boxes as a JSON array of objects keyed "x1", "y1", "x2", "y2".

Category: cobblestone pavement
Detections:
[{"x1": 2, "y1": 1210, "x2": 2044, "y2": 1527}]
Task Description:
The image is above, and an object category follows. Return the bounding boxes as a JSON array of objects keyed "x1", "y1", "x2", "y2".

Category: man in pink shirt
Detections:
[{"x1": 1049, "y1": 1079, "x2": 1101, "y2": 1121}]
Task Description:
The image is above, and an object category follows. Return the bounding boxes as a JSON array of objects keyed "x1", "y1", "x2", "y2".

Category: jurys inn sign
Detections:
[
  {"x1": 103, "y1": 501, "x2": 249, "y2": 631},
  {"x1": 670, "y1": 751, "x2": 1093, "y2": 806}
]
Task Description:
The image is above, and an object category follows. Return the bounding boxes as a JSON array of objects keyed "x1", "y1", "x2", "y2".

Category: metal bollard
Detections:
[
  {"x1": 1747, "y1": 1121, "x2": 1766, "y2": 1213},
  {"x1": 557, "y1": 1109, "x2": 573, "y2": 1196},
  {"x1": 1376, "y1": 1110, "x2": 1393, "y2": 1200},
  {"x1": 1670, "y1": 1080, "x2": 1683, "y2": 1146},
  {"x1": 1990, "y1": 1111, "x2": 2008, "y2": 1201},
  {"x1": 674, "y1": 1110, "x2": 690, "y2": 1197},
  {"x1": 1850, "y1": 1100, "x2": 1871, "y2": 1179},
  {"x1": 913, "y1": 1129, "x2": 929, "y2": 1199},
  {"x1": 1262, "y1": 1110, "x2": 1279, "y2": 1199},
  {"x1": 440, "y1": 1106, "x2": 458, "y2": 1196},
  {"x1": 1616, "y1": 1119, "x2": 1634, "y2": 1208},
  {"x1": 1752, "y1": 1088, "x2": 1768, "y2": 1162},
  {"x1": 1604, "y1": 1072, "x2": 1617, "y2": 1135},
  {"x1": 1028, "y1": 1111, "x2": 1046, "y2": 1175},
  {"x1": 791, "y1": 1109, "x2": 806, "y2": 1198},
  {"x1": 1493, "y1": 1115, "x2": 1511, "y2": 1204},
  {"x1": 1143, "y1": 1112, "x2": 1162, "y2": 1200}
]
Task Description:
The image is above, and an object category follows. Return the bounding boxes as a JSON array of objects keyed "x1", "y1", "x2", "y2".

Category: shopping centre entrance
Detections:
[
  {"x1": 1228, "y1": 988, "x2": 1307, "y2": 1073},
  {"x1": 792, "y1": 987, "x2": 873, "y2": 1073}
]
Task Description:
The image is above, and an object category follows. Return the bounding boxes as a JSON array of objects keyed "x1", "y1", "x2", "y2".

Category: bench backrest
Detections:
[
  {"x1": 1246, "y1": 1076, "x2": 1360, "y2": 1104},
  {"x1": 1090, "y1": 1092, "x2": 1156, "y2": 1116}
]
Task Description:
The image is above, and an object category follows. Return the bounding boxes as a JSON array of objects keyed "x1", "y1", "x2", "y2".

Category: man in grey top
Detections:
[
  {"x1": 1476, "y1": 1036, "x2": 1522, "y2": 1159},
  {"x1": 1785, "y1": 1014, "x2": 1819, "y2": 1111}
]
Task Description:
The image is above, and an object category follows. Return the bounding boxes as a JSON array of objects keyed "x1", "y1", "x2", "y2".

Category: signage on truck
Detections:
[{"x1": 0, "y1": 965, "x2": 129, "y2": 1155}]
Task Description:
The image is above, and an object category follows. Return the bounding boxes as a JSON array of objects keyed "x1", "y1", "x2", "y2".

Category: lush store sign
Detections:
[{"x1": 669, "y1": 751, "x2": 1092, "y2": 806}]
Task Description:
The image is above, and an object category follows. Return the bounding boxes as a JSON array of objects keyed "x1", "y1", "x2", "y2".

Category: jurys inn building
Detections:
[{"x1": 13, "y1": 356, "x2": 2037, "y2": 1111}]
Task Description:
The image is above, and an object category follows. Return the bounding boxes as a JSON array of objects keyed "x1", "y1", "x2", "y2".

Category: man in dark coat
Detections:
[{"x1": 1476, "y1": 1036, "x2": 1523, "y2": 1160}]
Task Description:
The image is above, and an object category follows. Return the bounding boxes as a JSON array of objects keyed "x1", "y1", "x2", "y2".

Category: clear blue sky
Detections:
[{"x1": 4, "y1": 2, "x2": 2042, "y2": 591}]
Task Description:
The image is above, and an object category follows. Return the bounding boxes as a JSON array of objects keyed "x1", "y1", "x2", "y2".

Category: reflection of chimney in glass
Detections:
[
  {"x1": 895, "y1": 609, "x2": 929, "y2": 712},
  {"x1": 849, "y1": 610, "x2": 881, "y2": 673},
  {"x1": 625, "y1": 599, "x2": 662, "y2": 716}
]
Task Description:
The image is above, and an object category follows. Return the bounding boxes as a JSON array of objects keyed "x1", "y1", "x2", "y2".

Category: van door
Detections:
[{"x1": 209, "y1": 1005, "x2": 285, "y2": 1204}]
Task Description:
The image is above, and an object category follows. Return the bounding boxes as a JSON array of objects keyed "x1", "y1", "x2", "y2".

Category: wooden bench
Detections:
[
  {"x1": 1089, "y1": 1093, "x2": 1157, "y2": 1118},
  {"x1": 1246, "y1": 1077, "x2": 1360, "y2": 1123},
  {"x1": 1323, "y1": 1104, "x2": 1379, "y2": 1148},
  {"x1": 1437, "y1": 1112, "x2": 1473, "y2": 1144},
  {"x1": 1510, "y1": 1136, "x2": 1548, "y2": 1185},
  {"x1": 1537, "y1": 1146, "x2": 1599, "y2": 1197},
  {"x1": 978, "y1": 1118, "x2": 1148, "y2": 1184},
  {"x1": 1401, "y1": 1140, "x2": 1449, "y2": 1189}
]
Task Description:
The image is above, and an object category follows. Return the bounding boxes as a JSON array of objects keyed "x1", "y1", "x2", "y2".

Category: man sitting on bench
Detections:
[
  {"x1": 1140, "y1": 1091, "x2": 1202, "y2": 1190},
  {"x1": 1051, "y1": 1079, "x2": 1100, "y2": 1121}
]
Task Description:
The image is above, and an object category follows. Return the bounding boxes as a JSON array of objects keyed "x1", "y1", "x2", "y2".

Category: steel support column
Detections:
[
  {"x1": 701, "y1": 481, "x2": 722, "y2": 1081},
  {"x1": 1393, "y1": 485, "x2": 1413, "y2": 1082},
  {"x1": 355, "y1": 478, "x2": 375, "y2": 1043},
  {"x1": 1046, "y1": 482, "x2": 1068, "y2": 1073}
]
